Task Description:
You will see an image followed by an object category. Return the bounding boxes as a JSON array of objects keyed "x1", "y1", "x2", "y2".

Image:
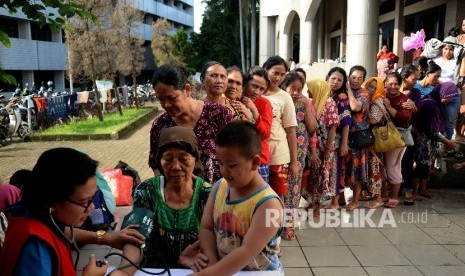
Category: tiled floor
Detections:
[
  {"x1": 75, "y1": 189, "x2": 465, "y2": 275},
  {"x1": 278, "y1": 190, "x2": 465, "y2": 276}
]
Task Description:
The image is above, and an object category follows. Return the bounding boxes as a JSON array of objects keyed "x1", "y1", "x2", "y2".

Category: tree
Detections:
[
  {"x1": 172, "y1": 28, "x2": 195, "y2": 73},
  {"x1": 114, "y1": 0, "x2": 146, "y2": 109},
  {"x1": 190, "y1": 0, "x2": 241, "y2": 71},
  {"x1": 152, "y1": 19, "x2": 183, "y2": 66},
  {"x1": 191, "y1": 0, "x2": 259, "y2": 72},
  {"x1": 66, "y1": 0, "x2": 111, "y2": 121},
  {"x1": 0, "y1": 0, "x2": 96, "y2": 85}
]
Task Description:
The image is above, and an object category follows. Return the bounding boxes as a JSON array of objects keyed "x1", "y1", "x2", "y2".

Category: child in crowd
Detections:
[
  {"x1": 195, "y1": 121, "x2": 283, "y2": 275},
  {"x1": 281, "y1": 72, "x2": 317, "y2": 224}
]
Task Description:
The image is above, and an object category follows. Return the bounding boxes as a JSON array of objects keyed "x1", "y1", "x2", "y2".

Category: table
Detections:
[{"x1": 107, "y1": 267, "x2": 281, "y2": 276}]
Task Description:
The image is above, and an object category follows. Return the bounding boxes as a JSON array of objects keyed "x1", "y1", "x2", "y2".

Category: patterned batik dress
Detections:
[
  {"x1": 284, "y1": 100, "x2": 312, "y2": 210},
  {"x1": 345, "y1": 89, "x2": 370, "y2": 188},
  {"x1": 307, "y1": 97, "x2": 340, "y2": 203}
]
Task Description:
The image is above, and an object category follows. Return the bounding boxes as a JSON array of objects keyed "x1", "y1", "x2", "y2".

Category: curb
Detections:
[{"x1": 32, "y1": 107, "x2": 159, "y2": 141}]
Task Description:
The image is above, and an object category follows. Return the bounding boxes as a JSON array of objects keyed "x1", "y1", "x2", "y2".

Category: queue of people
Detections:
[{"x1": 1, "y1": 20, "x2": 465, "y2": 275}]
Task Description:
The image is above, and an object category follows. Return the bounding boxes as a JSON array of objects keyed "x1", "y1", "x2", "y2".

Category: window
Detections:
[
  {"x1": 0, "y1": 16, "x2": 19, "y2": 38},
  {"x1": 331, "y1": 36, "x2": 341, "y2": 60},
  {"x1": 405, "y1": 0, "x2": 422, "y2": 6},
  {"x1": 379, "y1": 20, "x2": 394, "y2": 50},
  {"x1": 30, "y1": 21, "x2": 52, "y2": 42},
  {"x1": 379, "y1": 0, "x2": 395, "y2": 15}
]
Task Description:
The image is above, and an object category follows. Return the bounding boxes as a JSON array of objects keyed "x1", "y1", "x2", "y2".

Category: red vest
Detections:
[{"x1": 0, "y1": 216, "x2": 75, "y2": 275}]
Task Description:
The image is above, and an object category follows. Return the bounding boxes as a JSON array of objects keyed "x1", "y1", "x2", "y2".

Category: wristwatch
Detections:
[{"x1": 96, "y1": 230, "x2": 106, "y2": 244}]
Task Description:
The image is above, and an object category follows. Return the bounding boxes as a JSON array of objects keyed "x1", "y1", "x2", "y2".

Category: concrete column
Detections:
[
  {"x1": 279, "y1": 32, "x2": 290, "y2": 61},
  {"x1": 317, "y1": 7, "x2": 324, "y2": 61},
  {"x1": 22, "y1": 71, "x2": 34, "y2": 88},
  {"x1": 300, "y1": 20, "x2": 312, "y2": 64},
  {"x1": 18, "y1": 21, "x2": 31, "y2": 40},
  {"x1": 310, "y1": 20, "x2": 318, "y2": 63},
  {"x1": 392, "y1": 0, "x2": 404, "y2": 66},
  {"x1": 346, "y1": 0, "x2": 379, "y2": 78},
  {"x1": 55, "y1": 71, "x2": 65, "y2": 92},
  {"x1": 259, "y1": 15, "x2": 270, "y2": 66}
]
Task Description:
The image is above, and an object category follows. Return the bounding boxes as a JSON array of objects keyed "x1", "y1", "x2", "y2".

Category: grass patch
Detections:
[{"x1": 37, "y1": 108, "x2": 153, "y2": 135}]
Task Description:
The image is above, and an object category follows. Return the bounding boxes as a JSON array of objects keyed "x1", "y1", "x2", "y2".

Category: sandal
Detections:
[
  {"x1": 404, "y1": 196, "x2": 414, "y2": 206},
  {"x1": 384, "y1": 199, "x2": 400, "y2": 208},
  {"x1": 345, "y1": 203, "x2": 359, "y2": 211},
  {"x1": 364, "y1": 200, "x2": 384, "y2": 209},
  {"x1": 281, "y1": 228, "x2": 297, "y2": 241}
]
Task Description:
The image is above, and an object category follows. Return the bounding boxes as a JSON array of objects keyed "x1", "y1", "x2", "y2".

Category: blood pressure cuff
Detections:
[{"x1": 121, "y1": 207, "x2": 155, "y2": 240}]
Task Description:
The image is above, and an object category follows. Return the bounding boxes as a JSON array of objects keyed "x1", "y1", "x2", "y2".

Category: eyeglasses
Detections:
[{"x1": 66, "y1": 195, "x2": 95, "y2": 212}]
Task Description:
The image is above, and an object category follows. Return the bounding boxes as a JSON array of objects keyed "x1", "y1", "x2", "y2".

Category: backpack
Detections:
[{"x1": 81, "y1": 188, "x2": 115, "y2": 231}]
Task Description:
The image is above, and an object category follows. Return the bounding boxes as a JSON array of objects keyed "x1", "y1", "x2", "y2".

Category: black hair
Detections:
[
  {"x1": 200, "y1": 61, "x2": 224, "y2": 82},
  {"x1": 216, "y1": 121, "x2": 261, "y2": 159},
  {"x1": 385, "y1": 72, "x2": 402, "y2": 85},
  {"x1": 9, "y1": 169, "x2": 32, "y2": 190},
  {"x1": 413, "y1": 56, "x2": 428, "y2": 70},
  {"x1": 152, "y1": 64, "x2": 189, "y2": 90},
  {"x1": 325, "y1": 67, "x2": 348, "y2": 100},
  {"x1": 21, "y1": 148, "x2": 98, "y2": 215},
  {"x1": 262, "y1": 55, "x2": 288, "y2": 72},
  {"x1": 448, "y1": 27, "x2": 460, "y2": 37},
  {"x1": 280, "y1": 71, "x2": 304, "y2": 90},
  {"x1": 293, "y1": 68, "x2": 307, "y2": 80},
  {"x1": 400, "y1": 64, "x2": 418, "y2": 80},
  {"x1": 243, "y1": 65, "x2": 270, "y2": 87},
  {"x1": 425, "y1": 60, "x2": 442, "y2": 74},
  {"x1": 226, "y1": 65, "x2": 245, "y2": 82},
  {"x1": 349, "y1": 65, "x2": 367, "y2": 80}
]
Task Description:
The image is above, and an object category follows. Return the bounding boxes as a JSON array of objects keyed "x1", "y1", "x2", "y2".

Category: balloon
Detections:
[{"x1": 403, "y1": 29, "x2": 426, "y2": 51}]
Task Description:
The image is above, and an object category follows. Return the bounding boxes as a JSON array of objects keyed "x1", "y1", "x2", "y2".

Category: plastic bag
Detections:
[
  {"x1": 114, "y1": 160, "x2": 141, "y2": 194},
  {"x1": 102, "y1": 168, "x2": 133, "y2": 206}
]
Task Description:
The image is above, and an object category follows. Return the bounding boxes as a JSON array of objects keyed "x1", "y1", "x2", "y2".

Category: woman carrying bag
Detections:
[{"x1": 382, "y1": 72, "x2": 413, "y2": 208}]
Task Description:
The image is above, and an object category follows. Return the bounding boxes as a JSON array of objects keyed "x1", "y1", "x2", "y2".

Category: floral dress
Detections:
[
  {"x1": 284, "y1": 100, "x2": 313, "y2": 210},
  {"x1": 333, "y1": 93, "x2": 352, "y2": 193},
  {"x1": 345, "y1": 89, "x2": 370, "y2": 188},
  {"x1": 368, "y1": 98, "x2": 386, "y2": 196},
  {"x1": 308, "y1": 98, "x2": 339, "y2": 203}
]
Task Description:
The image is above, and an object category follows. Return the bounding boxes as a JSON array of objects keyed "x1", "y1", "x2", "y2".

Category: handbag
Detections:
[
  {"x1": 349, "y1": 129, "x2": 375, "y2": 149},
  {"x1": 396, "y1": 126, "x2": 414, "y2": 146},
  {"x1": 372, "y1": 103, "x2": 405, "y2": 152}
]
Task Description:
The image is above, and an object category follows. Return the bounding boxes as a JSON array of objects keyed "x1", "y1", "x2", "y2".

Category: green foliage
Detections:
[
  {"x1": 190, "y1": 0, "x2": 241, "y2": 71},
  {"x1": 37, "y1": 108, "x2": 151, "y2": 135},
  {"x1": 171, "y1": 28, "x2": 195, "y2": 74}
]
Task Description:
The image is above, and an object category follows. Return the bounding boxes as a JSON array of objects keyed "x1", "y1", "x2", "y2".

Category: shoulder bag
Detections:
[{"x1": 372, "y1": 102, "x2": 405, "y2": 152}]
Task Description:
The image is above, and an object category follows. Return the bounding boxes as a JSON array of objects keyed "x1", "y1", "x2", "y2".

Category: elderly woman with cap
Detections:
[
  {"x1": 116, "y1": 127, "x2": 211, "y2": 275},
  {"x1": 149, "y1": 64, "x2": 232, "y2": 185},
  {"x1": 413, "y1": 82, "x2": 457, "y2": 200}
]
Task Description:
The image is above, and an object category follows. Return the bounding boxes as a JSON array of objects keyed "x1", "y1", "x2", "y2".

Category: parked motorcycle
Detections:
[{"x1": 0, "y1": 97, "x2": 33, "y2": 141}]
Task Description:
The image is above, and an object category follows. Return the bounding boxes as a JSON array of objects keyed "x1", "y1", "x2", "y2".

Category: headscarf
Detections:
[
  {"x1": 362, "y1": 77, "x2": 386, "y2": 104},
  {"x1": 307, "y1": 79, "x2": 331, "y2": 118},
  {"x1": 155, "y1": 126, "x2": 203, "y2": 177},
  {"x1": 417, "y1": 82, "x2": 458, "y2": 135}
]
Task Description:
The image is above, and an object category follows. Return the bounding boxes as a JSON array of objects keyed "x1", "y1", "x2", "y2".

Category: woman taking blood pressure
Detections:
[{"x1": 0, "y1": 148, "x2": 107, "y2": 276}]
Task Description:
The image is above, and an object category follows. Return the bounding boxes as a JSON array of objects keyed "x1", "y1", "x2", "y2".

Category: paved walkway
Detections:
[{"x1": 3, "y1": 103, "x2": 465, "y2": 276}]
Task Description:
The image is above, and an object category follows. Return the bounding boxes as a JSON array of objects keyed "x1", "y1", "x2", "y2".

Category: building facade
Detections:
[
  {"x1": 0, "y1": 0, "x2": 194, "y2": 92},
  {"x1": 259, "y1": 0, "x2": 465, "y2": 79}
]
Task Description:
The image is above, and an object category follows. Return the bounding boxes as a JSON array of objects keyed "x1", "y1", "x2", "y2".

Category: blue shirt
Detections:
[
  {"x1": 414, "y1": 82, "x2": 434, "y2": 95},
  {"x1": 14, "y1": 237, "x2": 54, "y2": 276}
]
